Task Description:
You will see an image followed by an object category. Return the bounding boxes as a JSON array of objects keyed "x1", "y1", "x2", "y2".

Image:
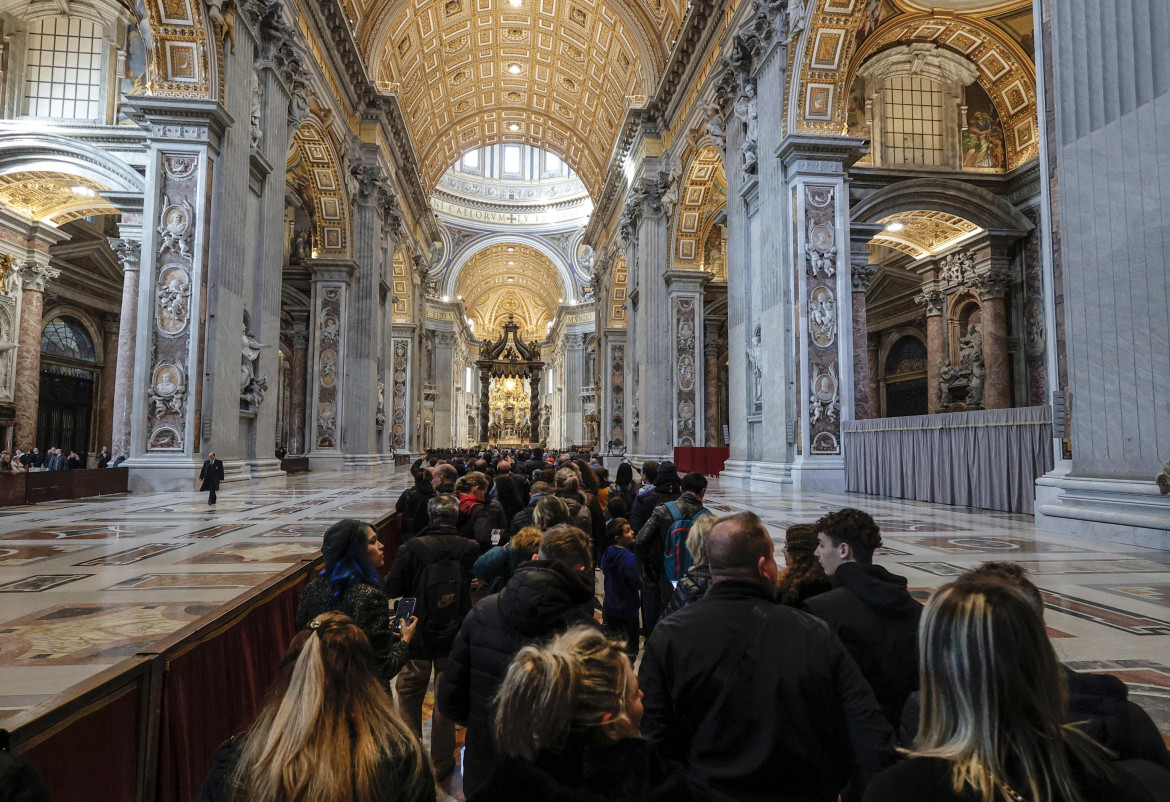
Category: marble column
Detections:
[
  {"x1": 916, "y1": 288, "x2": 946, "y2": 413},
  {"x1": 12, "y1": 261, "x2": 59, "y2": 448},
  {"x1": 867, "y1": 337, "x2": 881, "y2": 419},
  {"x1": 703, "y1": 318, "x2": 721, "y2": 446},
  {"x1": 979, "y1": 276, "x2": 1011, "y2": 409},
  {"x1": 107, "y1": 237, "x2": 140, "y2": 460},
  {"x1": 96, "y1": 314, "x2": 119, "y2": 455},
  {"x1": 850, "y1": 236, "x2": 878, "y2": 420},
  {"x1": 478, "y1": 366, "x2": 490, "y2": 443},
  {"x1": 288, "y1": 316, "x2": 308, "y2": 455}
]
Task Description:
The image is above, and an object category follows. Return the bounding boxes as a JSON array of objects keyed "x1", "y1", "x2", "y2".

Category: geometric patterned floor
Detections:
[{"x1": 2, "y1": 469, "x2": 1168, "y2": 743}]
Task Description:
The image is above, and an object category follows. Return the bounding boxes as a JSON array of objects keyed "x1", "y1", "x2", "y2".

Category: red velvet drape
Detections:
[
  {"x1": 23, "y1": 681, "x2": 142, "y2": 802},
  {"x1": 155, "y1": 575, "x2": 309, "y2": 802}
]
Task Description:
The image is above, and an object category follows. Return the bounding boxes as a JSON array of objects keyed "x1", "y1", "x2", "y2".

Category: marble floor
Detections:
[{"x1": 2, "y1": 471, "x2": 1169, "y2": 744}]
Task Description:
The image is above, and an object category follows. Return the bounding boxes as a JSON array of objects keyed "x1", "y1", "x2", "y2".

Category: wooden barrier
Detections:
[
  {"x1": 5, "y1": 510, "x2": 400, "y2": 802},
  {"x1": 0, "y1": 468, "x2": 129, "y2": 507},
  {"x1": 279, "y1": 456, "x2": 309, "y2": 474}
]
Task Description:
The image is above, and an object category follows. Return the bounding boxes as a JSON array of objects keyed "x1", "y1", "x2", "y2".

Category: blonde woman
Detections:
[
  {"x1": 197, "y1": 612, "x2": 435, "y2": 802},
  {"x1": 473, "y1": 626, "x2": 705, "y2": 801},
  {"x1": 864, "y1": 580, "x2": 1158, "y2": 802}
]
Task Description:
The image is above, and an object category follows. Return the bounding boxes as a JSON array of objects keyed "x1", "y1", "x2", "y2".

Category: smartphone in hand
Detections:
[{"x1": 393, "y1": 597, "x2": 416, "y2": 634}]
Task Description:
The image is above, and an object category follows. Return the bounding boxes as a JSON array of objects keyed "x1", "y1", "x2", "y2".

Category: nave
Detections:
[{"x1": 3, "y1": 474, "x2": 1168, "y2": 738}]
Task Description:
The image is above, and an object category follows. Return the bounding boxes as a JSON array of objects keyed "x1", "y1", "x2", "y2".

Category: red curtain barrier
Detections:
[
  {"x1": 19, "y1": 666, "x2": 147, "y2": 802},
  {"x1": 154, "y1": 573, "x2": 310, "y2": 802},
  {"x1": 673, "y1": 447, "x2": 730, "y2": 476}
]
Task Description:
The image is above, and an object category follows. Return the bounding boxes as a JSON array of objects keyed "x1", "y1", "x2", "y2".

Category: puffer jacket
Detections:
[
  {"x1": 436, "y1": 560, "x2": 598, "y2": 797},
  {"x1": 663, "y1": 563, "x2": 712, "y2": 617}
]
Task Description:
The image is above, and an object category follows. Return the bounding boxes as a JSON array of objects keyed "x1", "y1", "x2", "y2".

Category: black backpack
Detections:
[{"x1": 412, "y1": 537, "x2": 469, "y2": 647}]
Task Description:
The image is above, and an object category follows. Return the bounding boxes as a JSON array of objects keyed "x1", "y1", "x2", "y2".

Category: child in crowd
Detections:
[{"x1": 601, "y1": 517, "x2": 641, "y2": 658}]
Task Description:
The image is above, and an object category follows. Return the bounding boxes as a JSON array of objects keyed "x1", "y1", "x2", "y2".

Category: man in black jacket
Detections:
[
  {"x1": 436, "y1": 524, "x2": 597, "y2": 797},
  {"x1": 628, "y1": 461, "x2": 679, "y2": 533},
  {"x1": 383, "y1": 494, "x2": 479, "y2": 782},
  {"x1": 395, "y1": 460, "x2": 435, "y2": 541},
  {"x1": 806, "y1": 508, "x2": 922, "y2": 730},
  {"x1": 639, "y1": 511, "x2": 896, "y2": 802},
  {"x1": 635, "y1": 471, "x2": 711, "y2": 634},
  {"x1": 505, "y1": 481, "x2": 553, "y2": 537}
]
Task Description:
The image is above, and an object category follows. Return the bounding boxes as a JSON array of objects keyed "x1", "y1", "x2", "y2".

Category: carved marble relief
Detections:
[
  {"x1": 608, "y1": 343, "x2": 624, "y2": 449},
  {"x1": 674, "y1": 298, "x2": 698, "y2": 447},
  {"x1": 0, "y1": 298, "x2": 16, "y2": 399},
  {"x1": 240, "y1": 322, "x2": 269, "y2": 411},
  {"x1": 392, "y1": 338, "x2": 409, "y2": 450},
  {"x1": 315, "y1": 286, "x2": 342, "y2": 449},
  {"x1": 805, "y1": 184, "x2": 841, "y2": 455},
  {"x1": 147, "y1": 154, "x2": 200, "y2": 453}
]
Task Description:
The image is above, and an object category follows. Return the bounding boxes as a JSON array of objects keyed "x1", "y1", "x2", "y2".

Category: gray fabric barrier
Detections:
[{"x1": 842, "y1": 406, "x2": 1054, "y2": 514}]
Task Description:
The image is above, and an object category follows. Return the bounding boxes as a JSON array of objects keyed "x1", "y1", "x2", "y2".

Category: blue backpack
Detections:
[{"x1": 663, "y1": 501, "x2": 711, "y2": 582}]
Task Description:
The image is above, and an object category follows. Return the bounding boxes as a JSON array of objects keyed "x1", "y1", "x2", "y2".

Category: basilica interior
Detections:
[{"x1": 0, "y1": 0, "x2": 1168, "y2": 797}]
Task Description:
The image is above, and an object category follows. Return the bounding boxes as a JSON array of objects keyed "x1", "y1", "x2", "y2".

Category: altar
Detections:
[{"x1": 475, "y1": 315, "x2": 544, "y2": 446}]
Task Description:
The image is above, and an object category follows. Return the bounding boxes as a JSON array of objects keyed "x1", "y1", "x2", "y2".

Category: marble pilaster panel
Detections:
[
  {"x1": 306, "y1": 260, "x2": 354, "y2": 471},
  {"x1": 703, "y1": 319, "x2": 721, "y2": 446},
  {"x1": 107, "y1": 237, "x2": 141, "y2": 460},
  {"x1": 288, "y1": 318, "x2": 308, "y2": 456}
]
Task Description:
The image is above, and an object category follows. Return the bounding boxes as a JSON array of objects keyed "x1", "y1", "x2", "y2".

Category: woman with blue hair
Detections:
[{"x1": 296, "y1": 518, "x2": 417, "y2": 685}]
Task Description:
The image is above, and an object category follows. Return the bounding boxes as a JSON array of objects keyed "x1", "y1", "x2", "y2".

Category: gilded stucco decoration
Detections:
[
  {"x1": 392, "y1": 250, "x2": 412, "y2": 322},
  {"x1": 871, "y1": 211, "x2": 982, "y2": 258},
  {"x1": 133, "y1": 0, "x2": 213, "y2": 96},
  {"x1": 607, "y1": 253, "x2": 628, "y2": 329},
  {"x1": 287, "y1": 120, "x2": 351, "y2": 258},
  {"x1": 454, "y1": 243, "x2": 565, "y2": 339},
  {"x1": 671, "y1": 145, "x2": 726, "y2": 272},
  {"x1": 0, "y1": 173, "x2": 119, "y2": 225},
  {"x1": 792, "y1": 1, "x2": 1038, "y2": 169},
  {"x1": 370, "y1": 0, "x2": 684, "y2": 197}
]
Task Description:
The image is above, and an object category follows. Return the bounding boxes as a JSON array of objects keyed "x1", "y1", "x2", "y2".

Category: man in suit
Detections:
[{"x1": 199, "y1": 452, "x2": 225, "y2": 505}]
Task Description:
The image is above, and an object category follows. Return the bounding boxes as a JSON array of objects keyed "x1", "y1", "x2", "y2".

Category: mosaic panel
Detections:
[
  {"x1": 73, "y1": 543, "x2": 189, "y2": 566},
  {"x1": 898, "y1": 535, "x2": 1091, "y2": 554},
  {"x1": 1040, "y1": 590, "x2": 1170, "y2": 636},
  {"x1": 178, "y1": 542, "x2": 321, "y2": 564},
  {"x1": 0, "y1": 544, "x2": 92, "y2": 565},
  {"x1": 0, "y1": 574, "x2": 91, "y2": 592},
  {"x1": 106, "y1": 572, "x2": 276, "y2": 590}
]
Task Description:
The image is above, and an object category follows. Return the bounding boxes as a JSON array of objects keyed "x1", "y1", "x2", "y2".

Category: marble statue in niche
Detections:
[
  {"x1": 0, "y1": 254, "x2": 13, "y2": 295},
  {"x1": 1024, "y1": 299, "x2": 1045, "y2": 359},
  {"x1": 249, "y1": 70, "x2": 263, "y2": 149},
  {"x1": 958, "y1": 323, "x2": 985, "y2": 407},
  {"x1": 0, "y1": 307, "x2": 14, "y2": 396},
  {"x1": 746, "y1": 323, "x2": 764, "y2": 409},
  {"x1": 157, "y1": 196, "x2": 194, "y2": 259},
  {"x1": 733, "y1": 83, "x2": 759, "y2": 173},
  {"x1": 240, "y1": 323, "x2": 270, "y2": 410},
  {"x1": 809, "y1": 286, "x2": 836, "y2": 348},
  {"x1": 376, "y1": 381, "x2": 386, "y2": 429},
  {"x1": 806, "y1": 224, "x2": 837, "y2": 277},
  {"x1": 156, "y1": 268, "x2": 191, "y2": 334}
]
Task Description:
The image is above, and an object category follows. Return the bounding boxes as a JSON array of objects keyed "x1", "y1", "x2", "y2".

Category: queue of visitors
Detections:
[{"x1": 199, "y1": 447, "x2": 1170, "y2": 802}]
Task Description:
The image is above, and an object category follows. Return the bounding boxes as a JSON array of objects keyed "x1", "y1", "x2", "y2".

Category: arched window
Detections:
[
  {"x1": 880, "y1": 75, "x2": 945, "y2": 167},
  {"x1": 41, "y1": 316, "x2": 96, "y2": 363}
]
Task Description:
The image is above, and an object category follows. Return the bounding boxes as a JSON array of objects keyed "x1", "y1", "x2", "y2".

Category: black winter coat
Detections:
[
  {"x1": 639, "y1": 579, "x2": 896, "y2": 802},
  {"x1": 295, "y1": 577, "x2": 409, "y2": 685},
  {"x1": 470, "y1": 736, "x2": 710, "y2": 802},
  {"x1": 803, "y1": 561, "x2": 923, "y2": 728},
  {"x1": 395, "y1": 479, "x2": 437, "y2": 540},
  {"x1": 436, "y1": 560, "x2": 598, "y2": 797},
  {"x1": 635, "y1": 492, "x2": 708, "y2": 581}
]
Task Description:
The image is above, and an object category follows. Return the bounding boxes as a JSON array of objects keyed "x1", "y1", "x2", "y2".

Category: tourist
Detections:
[
  {"x1": 492, "y1": 472, "x2": 525, "y2": 526},
  {"x1": 595, "y1": 465, "x2": 611, "y2": 508},
  {"x1": 639, "y1": 511, "x2": 896, "y2": 801},
  {"x1": 601, "y1": 517, "x2": 641, "y2": 657},
  {"x1": 505, "y1": 480, "x2": 552, "y2": 536},
  {"x1": 629, "y1": 460, "x2": 679, "y2": 533},
  {"x1": 864, "y1": 580, "x2": 1165, "y2": 802},
  {"x1": 663, "y1": 512, "x2": 718, "y2": 616},
  {"x1": 474, "y1": 523, "x2": 542, "y2": 593},
  {"x1": 553, "y1": 468, "x2": 595, "y2": 535},
  {"x1": 395, "y1": 461, "x2": 435, "y2": 541},
  {"x1": 634, "y1": 470, "x2": 710, "y2": 634},
  {"x1": 899, "y1": 562, "x2": 1170, "y2": 769},
  {"x1": 96, "y1": 445, "x2": 111, "y2": 468},
  {"x1": 436, "y1": 524, "x2": 597, "y2": 796},
  {"x1": 472, "y1": 626, "x2": 705, "y2": 801},
  {"x1": 65, "y1": 450, "x2": 82, "y2": 470},
  {"x1": 383, "y1": 494, "x2": 478, "y2": 785},
  {"x1": 532, "y1": 494, "x2": 571, "y2": 532},
  {"x1": 197, "y1": 612, "x2": 435, "y2": 802},
  {"x1": 0, "y1": 451, "x2": 12, "y2": 472},
  {"x1": 432, "y1": 463, "x2": 457, "y2": 496},
  {"x1": 296, "y1": 519, "x2": 416, "y2": 686},
  {"x1": 455, "y1": 471, "x2": 507, "y2": 553},
  {"x1": 806, "y1": 508, "x2": 923, "y2": 729},
  {"x1": 776, "y1": 523, "x2": 832, "y2": 606}
]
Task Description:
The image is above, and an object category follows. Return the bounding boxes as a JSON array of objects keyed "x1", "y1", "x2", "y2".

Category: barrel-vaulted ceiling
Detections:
[
  {"x1": 354, "y1": 0, "x2": 686, "y2": 198},
  {"x1": 455, "y1": 242, "x2": 566, "y2": 339}
]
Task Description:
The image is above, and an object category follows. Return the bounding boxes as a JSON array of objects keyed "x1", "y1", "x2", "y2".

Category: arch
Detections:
[
  {"x1": 0, "y1": 132, "x2": 144, "y2": 215},
  {"x1": 287, "y1": 119, "x2": 351, "y2": 259},
  {"x1": 671, "y1": 143, "x2": 726, "y2": 271},
  {"x1": 790, "y1": 4, "x2": 1038, "y2": 169},
  {"x1": 851, "y1": 178, "x2": 1032, "y2": 235},
  {"x1": 442, "y1": 232, "x2": 577, "y2": 303},
  {"x1": 41, "y1": 307, "x2": 104, "y2": 365}
]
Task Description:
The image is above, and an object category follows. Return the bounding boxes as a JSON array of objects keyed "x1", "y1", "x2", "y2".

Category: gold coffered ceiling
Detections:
[
  {"x1": 872, "y1": 210, "x2": 982, "y2": 258},
  {"x1": 455, "y1": 242, "x2": 566, "y2": 339},
  {"x1": 0, "y1": 173, "x2": 118, "y2": 225},
  {"x1": 369, "y1": 0, "x2": 685, "y2": 197}
]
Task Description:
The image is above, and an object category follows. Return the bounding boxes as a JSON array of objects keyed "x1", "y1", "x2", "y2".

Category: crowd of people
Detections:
[
  {"x1": 0, "y1": 444, "x2": 121, "y2": 472},
  {"x1": 195, "y1": 448, "x2": 1170, "y2": 802}
]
